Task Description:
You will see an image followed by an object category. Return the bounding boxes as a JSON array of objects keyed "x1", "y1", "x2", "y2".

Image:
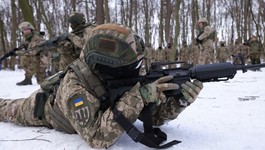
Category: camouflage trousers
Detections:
[
  {"x1": 249, "y1": 54, "x2": 261, "y2": 64},
  {"x1": 0, "y1": 90, "x2": 51, "y2": 127},
  {"x1": 20, "y1": 52, "x2": 50, "y2": 83},
  {"x1": 198, "y1": 44, "x2": 214, "y2": 65}
]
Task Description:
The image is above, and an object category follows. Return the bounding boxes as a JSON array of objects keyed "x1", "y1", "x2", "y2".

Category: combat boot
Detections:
[
  {"x1": 0, "y1": 98, "x2": 7, "y2": 122},
  {"x1": 16, "y1": 77, "x2": 32, "y2": 86}
]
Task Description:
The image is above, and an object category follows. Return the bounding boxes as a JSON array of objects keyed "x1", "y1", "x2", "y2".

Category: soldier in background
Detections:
[
  {"x1": 248, "y1": 35, "x2": 261, "y2": 65},
  {"x1": 154, "y1": 44, "x2": 165, "y2": 62},
  {"x1": 241, "y1": 41, "x2": 250, "y2": 64},
  {"x1": 232, "y1": 38, "x2": 249, "y2": 64},
  {"x1": 179, "y1": 40, "x2": 190, "y2": 67},
  {"x1": 190, "y1": 40, "x2": 200, "y2": 66},
  {"x1": 144, "y1": 43, "x2": 155, "y2": 71},
  {"x1": 164, "y1": 43, "x2": 172, "y2": 62},
  {"x1": 196, "y1": 17, "x2": 215, "y2": 65},
  {"x1": 16, "y1": 22, "x2": 50, "y2": 85},
  {"x1": 56, "y1": 12, "x2": 96, "y2": 71},
  {"x1": 216, "y1": 41, "x2": 230, "y2": 63},
  {"x1": 232, "y1": 39, "x2": 242, "y2": 64}
]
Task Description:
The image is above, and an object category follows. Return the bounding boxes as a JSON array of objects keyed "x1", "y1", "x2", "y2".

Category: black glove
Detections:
[{"x1": 196, "y1": 38, "x2": 202, "y2": 44}]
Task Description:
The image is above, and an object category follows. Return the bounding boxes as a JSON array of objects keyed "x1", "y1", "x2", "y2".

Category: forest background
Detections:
[{"x1": 0, "y1": 0, "x2": 264, "y2": 69}]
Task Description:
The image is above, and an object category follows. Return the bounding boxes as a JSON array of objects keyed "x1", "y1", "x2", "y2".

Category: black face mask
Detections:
[{"x1": 94, "y1": 60, "x2": 142, "y2": 79}]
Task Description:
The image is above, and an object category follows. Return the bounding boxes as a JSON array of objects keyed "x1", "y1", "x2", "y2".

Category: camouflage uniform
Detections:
[
  {"x1": 241, "y1": 43, "x2": 250, "y2": 64},
  {"x1": 17, "y1": 22, "x2": 50, "y2": 84},
  {"x1": 189, "y1": 41, "x2": 200, "y2": 66},
  {"x1": 144, "y1": 44, "x2": 155, "y2": 71},
  {"x1": 179, "y1": 41, "x2": 190, "y2": 64},
  {"x1": 197, "y1": 18, "x2": 215, "y2": 65},
  {"x1": 0, "y1": 24, "x2": 203, "y2": 149},
  {"x1": 216, "y1": 42, "x2": 230, "y2": 63},
  {"x1": 57, "y1": 13, "x2": 96, "y2": 71},
  {"x1": 249, "y1": 36, "x2": 261, "y2": 65},
  {"x1": 232, "y1": 39, "x2": 249, "y2": 64},
  {"x1": 154, "y1": 46, "x2": 165, "y2": 62},
  {"x1": 164, "y1": 43, "x2": 173, "y2": 62}
]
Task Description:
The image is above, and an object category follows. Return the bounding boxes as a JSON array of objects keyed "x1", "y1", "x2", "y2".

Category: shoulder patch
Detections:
[{"x1": 70, "y1": 94, "x2": 91, "y2": 127}]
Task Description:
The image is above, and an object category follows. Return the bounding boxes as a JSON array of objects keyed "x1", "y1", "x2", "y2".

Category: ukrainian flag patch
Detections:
[{"x1": 74, "y1": 97, "x2": 84, "y2": 107}]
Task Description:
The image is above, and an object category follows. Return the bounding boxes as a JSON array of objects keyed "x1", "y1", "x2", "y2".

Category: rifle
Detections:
[
  {"x1": 196, "y1": 35, "x2": 202, "y2": 49},
  {"x1": 36, "y1": 33, "x2": 69, "y2": 48},
  {"x1": 0, "y1": 44, "x2": 26, "y2": 63},
  {"x1": 106, "y1": 61, "x2": 265, "y2": 103}
]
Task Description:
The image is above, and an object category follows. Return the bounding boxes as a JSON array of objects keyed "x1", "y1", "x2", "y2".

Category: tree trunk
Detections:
[
  {"x1": 19, "y1": 0, "x2": 35, "y2": 25},
  {"x1": 143, "y1": 0, "x2": 150, "y2": 45},
  {"x1": 243, "y1": 0, "x2": 250, "y2": 41},
  {"x1": 234, "y1": 0, "x2": 241, "y2": 42},
  {"x1": 0, "y1": 15, "x2": 7, "y2": 69},
  {"x1": 85, "y1": 0, "x2": 90, "y2": 22},
  {"x1": 206, "y1": 0, "x2": 211, "y2": 24},
  {"x1": 165, "y1": 0, "x2": 172, "y2": 44},
  {"x1": 128, "y1": 0, "x2": 133, "y2": 28},
  {"x1": 159, "y1": 0, "x2": 164, "y2": 46},
  {"x1": 71, "y1": 0, "x2": 76, "y2": 12},
  {"x1": 96, "y1": 0, "x2": 105, "y2": 24},
  {"x1": 191, "y1": 0, "x2": 199, "y2": 44},
  {"x1": 173, "y1": 0, "x2": 181, "y2": 59},
  {"x1": 10, "y1": 0, "x2": 17, "y2": 70},
  {"x1": 134, "y1": 0, "x2": 138, "y2": 33},
  {"x1": 38, "y1": 0, "x2": 54, "y2": 37},
  {"x1": 104, "y1": 0, "x2": 110, "y2": 23}
]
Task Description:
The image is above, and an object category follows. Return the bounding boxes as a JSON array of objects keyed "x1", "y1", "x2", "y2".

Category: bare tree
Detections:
[
  {"x1": 10, "y1": 0, "x2": 17, "y2": 70},
  {"x1": 96, "y1": 0, "x2": 104, "y2": 24},
  {"x1": 104, "y1": 0, "x2": 110, "y2": 23},
  {"x1": 159, "y1": 0, "x2": 164, "y2": 46},
  {"x1": 165, "y1": 0, "x2": 172, "y2": 44},
  {"x1": 18, "y1": 0, "x2": 35, "y2": 25}
]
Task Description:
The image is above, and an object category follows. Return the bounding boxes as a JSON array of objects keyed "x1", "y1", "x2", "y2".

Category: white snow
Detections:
[{"x1": 1, "y1": 67, "x2": 265, "y2": 150}]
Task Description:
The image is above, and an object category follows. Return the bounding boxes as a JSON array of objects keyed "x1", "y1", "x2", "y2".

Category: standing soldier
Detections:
[
  {"x1": 249, "y1": 35, "x2": 261, "y2": 65},
  {"x1": 232, "y1": 38, "x2": 248, "y2": 64},
  {"x1": 56, "y1": 12, "x2": 96, "y2": 71},
  {"x1": 241, "y1": 41, "x2": 250, "y2": 64},
  {"x1": 190, "y1": 40, "x2": 200, "y2": 66},
  {"x1": 179, "y1": 41, "x2": 190, "y2": 67},
  {"x1": 164, "y1": 43, "x2": 172, "y2": 62},
  {"x1": 144, "y1": 43, "x2": 155, "y2": 71},
  {"x1": 16, "y1": 22, "x2": 50, "y2": 85},
  {"x1": 216, "y1": 41, "x2": 230, "y2": 63},
  {"x1": 154, "y1": 44, "x2": 165, "y2": 62},
  {"x1": 196, "y1": 17, "x2": 215, "y2": 65}
]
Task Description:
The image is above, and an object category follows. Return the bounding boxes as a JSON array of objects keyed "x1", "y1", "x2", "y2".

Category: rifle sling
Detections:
[{"x1": 112, "y1": 105, "x2": 181, "y2": 149}]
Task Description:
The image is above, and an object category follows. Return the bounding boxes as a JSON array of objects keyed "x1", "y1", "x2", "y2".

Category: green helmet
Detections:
[
  {"x1": 68, "y1": 12, "x2": 86, "y2": 28},
  {"x1": 82, "y1": 23, "x2": 145, "y2": 77},
  {"x1": 18, "y1": 21, "x2": 35, "y2": 31}
]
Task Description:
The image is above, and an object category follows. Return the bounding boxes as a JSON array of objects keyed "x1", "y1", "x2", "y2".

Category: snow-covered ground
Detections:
[{"x1": 1, "y1": 67, "x2": 265, "y2": 150}]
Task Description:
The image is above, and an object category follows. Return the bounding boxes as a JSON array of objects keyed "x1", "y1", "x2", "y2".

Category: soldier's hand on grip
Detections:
[
  {"x1": 140, "y1": 75, "x2": 179, "y2": 106},
  {"x1": 181, "y1": 79, "x2": 203, "y2": 105}
]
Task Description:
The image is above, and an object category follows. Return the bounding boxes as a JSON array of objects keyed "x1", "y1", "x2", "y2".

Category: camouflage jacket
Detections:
[
  {"x1": 45, "y1": 58, "x2": 186, "y2": 148},
  {"x1": 249, "y1": 40, "x2": 261, "y2": 55},
  {"x1": 18, "y1": 33, "x2": 45, "y2": 56}
]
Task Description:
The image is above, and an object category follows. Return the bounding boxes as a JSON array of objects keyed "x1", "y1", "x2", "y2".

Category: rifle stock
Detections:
[{"x1": 106, "y1": 61, "x2": 265, "y2": 103}]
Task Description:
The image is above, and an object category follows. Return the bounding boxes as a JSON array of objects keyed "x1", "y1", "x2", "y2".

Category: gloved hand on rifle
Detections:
[
  {"x1": 179, "y1": 79, "x2": 203, "y2": 107},
  {"x1": 196, "y1": 37, "x2": 202, "y2": 44},
  {"x1": 139, "y1": 76, "x2": 179, "y2": 106}
]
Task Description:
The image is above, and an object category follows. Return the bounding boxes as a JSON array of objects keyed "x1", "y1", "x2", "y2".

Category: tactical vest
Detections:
[{"x1": 39, "y1": 59, "x2": 107, "y2": 134}]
